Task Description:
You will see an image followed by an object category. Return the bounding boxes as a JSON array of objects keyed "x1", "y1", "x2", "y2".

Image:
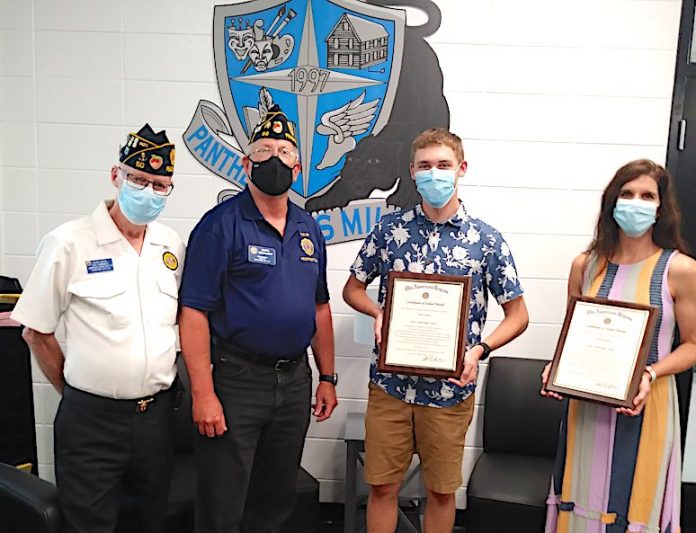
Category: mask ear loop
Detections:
[
  {"x1": 112, "y1": 165, "x2": 125, "y2": 189},
  {"x1": 456, "y1": 160, "x2": 467, "y2": 178}
]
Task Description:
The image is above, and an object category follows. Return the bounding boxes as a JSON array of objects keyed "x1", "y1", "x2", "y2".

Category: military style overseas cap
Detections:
[
  {"x1": 250, "y1": 104, "x2": 298, "y2": 148},
  {"x1": 119, "y1": 124, "x2": 175, "y2": 177}
]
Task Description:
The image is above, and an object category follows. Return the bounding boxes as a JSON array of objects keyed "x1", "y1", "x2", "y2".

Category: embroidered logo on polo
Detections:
[
  {"x1": 248, "y1": 244, "x2": 277, "y2": 265},
  {"x1": 300, "y1": 237, "x2": 314, "y2": 256},
  {"x1": 163, "y1": 251, "x2": 179, "y2": 271},
  {"x1": 85, "y1": 258, "x2": 114, "y2": 274},
  {"x1": 183, "y1": 0, "x2": 450, "y2": 245},
  {"x1": 300, "y1": 237, "x2": 318, "y2": 263}
]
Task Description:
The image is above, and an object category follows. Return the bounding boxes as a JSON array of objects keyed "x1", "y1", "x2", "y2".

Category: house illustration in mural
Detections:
[{"x1": 325, "y1": 13, "x2": 388, "y2": 69}]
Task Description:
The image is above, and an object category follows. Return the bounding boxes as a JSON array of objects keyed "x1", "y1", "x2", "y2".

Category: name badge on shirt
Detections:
[
  {"x1": 248, "y1": 245, "x2": 276, "y2": 266},
  {"x1": 85, "y1": 258, "x2": 114, "y2": 274}
]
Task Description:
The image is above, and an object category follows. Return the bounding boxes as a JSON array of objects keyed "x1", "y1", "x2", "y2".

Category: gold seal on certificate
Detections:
[
  {"x1": 378, "y1": 272, "x2": 472, "y2": 378},
  {"x1": 545, "y1": 296, "x2": 658, "y2": 408}
]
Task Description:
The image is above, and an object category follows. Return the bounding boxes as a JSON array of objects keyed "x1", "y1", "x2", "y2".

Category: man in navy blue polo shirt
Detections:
[{"x1": 179, "y1": 104, "x2": 338, "y2": 533}]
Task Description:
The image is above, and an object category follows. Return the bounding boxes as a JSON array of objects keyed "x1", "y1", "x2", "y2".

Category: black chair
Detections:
[
  {"x1": 465, "y1": 356, "x2": 566, "y2": 533},
  {"x1": 0, "y1": 461, "x2": 62, "y2": 533},
  {"x1": 0, "y1": 276, "x2": 38, "y2": 476}
]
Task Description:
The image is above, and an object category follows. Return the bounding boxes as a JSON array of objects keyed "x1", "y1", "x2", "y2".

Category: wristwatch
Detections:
[
  {"x1": 319, "y1": 373, "x2": 338, "y2": 385},
  {"x1": 645, "y1": 365, "x2": 657, "y2": 384},
  {"x1": 474, "y1": 342, "x2": 492, "y2": 361}
]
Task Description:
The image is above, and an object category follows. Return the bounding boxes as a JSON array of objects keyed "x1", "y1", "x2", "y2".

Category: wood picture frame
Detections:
[
  {"x1": 378, "y1": 272, "x2": 472, "y2": 379},
  {"x1": 545, "y1": 295, "x2": 658, "y2": 408}
]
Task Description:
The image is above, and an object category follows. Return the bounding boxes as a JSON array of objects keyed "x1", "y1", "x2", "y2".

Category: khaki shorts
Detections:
[{"x1": 364, "y1": 382, "x2": 475, "y2": 494}]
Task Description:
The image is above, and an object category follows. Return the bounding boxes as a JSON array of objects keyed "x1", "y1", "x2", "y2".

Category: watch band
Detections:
[
  {"x1": 645, "y1": 365, "x2": 657, "y2": 384},
  {"x1": 319, "y1": 373, "x2": 338, "y2": 385},
  {"x1": 475, "y1": 342, "x2": 491, "y2": 361}
]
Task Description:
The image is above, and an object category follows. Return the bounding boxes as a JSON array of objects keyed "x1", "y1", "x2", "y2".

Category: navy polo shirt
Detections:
[{"x1": 180, "y1": 189, "x2": 329, "y2": 359}]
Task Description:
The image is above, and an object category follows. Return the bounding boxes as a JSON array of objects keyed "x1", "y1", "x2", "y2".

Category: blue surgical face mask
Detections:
[
  {"x1": 414, "y1": 167, "x2": 457, "y2": 208},
  {"x1": 117, "y1": 181, "x2": 167, "y2": 225},
  {"x1": 612, "y1": 198, "x2": 658, "y2": 237}
]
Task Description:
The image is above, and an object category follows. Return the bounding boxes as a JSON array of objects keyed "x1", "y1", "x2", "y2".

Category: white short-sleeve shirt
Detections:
[{"x1": 12, "y1": 201, "x2": 186, "y2": 399}]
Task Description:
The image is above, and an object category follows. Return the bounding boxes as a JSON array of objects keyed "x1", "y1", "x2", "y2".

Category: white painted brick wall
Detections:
[{"x1": 0, "y1": 0, "x2": 681, "y2": 507}]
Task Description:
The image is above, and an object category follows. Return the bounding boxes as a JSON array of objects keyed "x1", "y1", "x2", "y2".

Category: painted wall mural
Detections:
[{"x1": 184, "y1": 0, "x2": 449, "y2": 244}]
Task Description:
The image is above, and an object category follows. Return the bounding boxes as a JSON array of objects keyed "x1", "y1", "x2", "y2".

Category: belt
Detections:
[
  {"x1": 62, "y1": 382, "x2": 176, "y2": 413},
  {"x1": 211, "y1": 336, "x2": 306, "y2": 371}
]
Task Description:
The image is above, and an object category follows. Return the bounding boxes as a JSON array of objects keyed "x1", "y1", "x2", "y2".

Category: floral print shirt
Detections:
[{"x1": 350, "y1": 202, "x2": 524, "y2": 407}]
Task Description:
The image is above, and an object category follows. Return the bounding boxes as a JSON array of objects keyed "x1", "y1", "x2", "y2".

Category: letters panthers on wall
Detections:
[{"x1": 184, "y1": 0, "x2": 449, "y2": 244}]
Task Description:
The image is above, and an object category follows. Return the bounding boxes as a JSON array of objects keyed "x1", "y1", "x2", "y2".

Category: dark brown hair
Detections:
[
  {"x1": 588, "y1": 159, "x2": 688, "y2": 261},
  {"x1": 410, "y1": 128, "x2": 464, "y2": 161}
]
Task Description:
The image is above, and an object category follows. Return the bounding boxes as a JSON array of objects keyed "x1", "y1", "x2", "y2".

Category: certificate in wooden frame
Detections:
[
  {"x1": 378, "y1": 272, "x2": 472, "y2": 378},
  {"x1": 545, "y1": 296, "x2": 658, "y2": 408}
]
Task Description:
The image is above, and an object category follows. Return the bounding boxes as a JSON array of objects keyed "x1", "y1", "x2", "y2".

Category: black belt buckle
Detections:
[{"x1": 273, "y1": 359, "x2": 294, "y2": 371}]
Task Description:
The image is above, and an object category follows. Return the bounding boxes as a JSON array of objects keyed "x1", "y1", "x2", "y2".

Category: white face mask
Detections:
[
  {"x1": 612, "y1": 198, "x2": 658, "y2": 237},
  {"x1": 414, "y1": 168, "x2": 457, "y2": 208},
  {"x1": 117, "y1": 179, "x2": 167, "y2": 225}
]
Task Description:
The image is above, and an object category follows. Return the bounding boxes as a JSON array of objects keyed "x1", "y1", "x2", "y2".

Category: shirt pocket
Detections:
[
  {"x1": 156, "y1": 275, "x2": 179, "y2": 325},
  {"x1": 67, "y1": 277, "x2": 130, "y2": 329}
]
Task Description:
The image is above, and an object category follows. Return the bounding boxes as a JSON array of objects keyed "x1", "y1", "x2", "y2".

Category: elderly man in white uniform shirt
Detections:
[{"x1": 11, "y1": 124, "x2": 185, "y2": 533}]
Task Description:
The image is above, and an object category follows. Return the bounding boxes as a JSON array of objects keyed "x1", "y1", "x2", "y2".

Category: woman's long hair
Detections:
[{"x1": 587, "y1": 159, "x2": 689, "y2": 262}]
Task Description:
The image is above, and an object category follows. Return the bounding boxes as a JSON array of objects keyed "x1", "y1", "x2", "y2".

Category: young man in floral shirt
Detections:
[{"x1": 343, "y1": 128, "x2": 529, "y2": 532}]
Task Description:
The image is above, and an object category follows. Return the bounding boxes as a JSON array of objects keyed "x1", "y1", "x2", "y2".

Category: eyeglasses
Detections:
[
  {"x1": 119, "y1": 169, "x2": 174, "y2": 196},
  {"x1": 249, "y1": 146, "x2": 298, "y2": 165}
]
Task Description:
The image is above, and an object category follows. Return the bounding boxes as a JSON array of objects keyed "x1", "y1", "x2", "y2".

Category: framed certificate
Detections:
[
  {"x1": 378, "y1": 272, "x2": 472, "y2": 378},
  {"x1": 546, "y1": 296, "x2": 658, "y2": 408}
]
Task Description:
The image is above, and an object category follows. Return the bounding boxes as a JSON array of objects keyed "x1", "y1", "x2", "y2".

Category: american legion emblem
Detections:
[
  {"x1": 184, "y1": 0, "x2": 449, "y2": 245},
  {"x1": 300, "y1": 237, "x2": 315, "y2": 256},
  {"x1": 162, "y1": 251, "x2": 179, "y2": 271}
]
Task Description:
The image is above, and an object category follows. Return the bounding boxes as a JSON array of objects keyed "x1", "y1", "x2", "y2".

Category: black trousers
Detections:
[
  {"x1": 54, "y1": 384, "x2": 175, "y2": 533},
  {"x1": 195, "y1": 348, "x2": 312, "y2": 533}
]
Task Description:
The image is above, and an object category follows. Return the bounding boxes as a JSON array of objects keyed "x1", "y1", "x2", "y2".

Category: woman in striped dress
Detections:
[{"x1": 541, "y1": 159, "x2": 696, "y2": 533}]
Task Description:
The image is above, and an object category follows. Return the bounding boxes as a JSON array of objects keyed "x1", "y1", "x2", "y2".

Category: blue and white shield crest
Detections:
[{"x1": 213, "y1": 0, "x2": 404, "y2": 208}]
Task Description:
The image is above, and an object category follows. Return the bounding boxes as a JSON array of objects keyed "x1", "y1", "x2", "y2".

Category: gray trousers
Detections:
[{"x1": 194, "y1": 348, "x2": 312, "y2": 533}]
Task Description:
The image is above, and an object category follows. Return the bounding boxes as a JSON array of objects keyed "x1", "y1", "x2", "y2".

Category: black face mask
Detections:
[{"x1": 250, "y1": 156, "x2": 294, "y2": 196}]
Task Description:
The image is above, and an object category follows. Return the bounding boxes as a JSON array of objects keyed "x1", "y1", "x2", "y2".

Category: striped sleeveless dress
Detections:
[{"x1": 546, "y1": 249, "x2": 682, "y2": 533}]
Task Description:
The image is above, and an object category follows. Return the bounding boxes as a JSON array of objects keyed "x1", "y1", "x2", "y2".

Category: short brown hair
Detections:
[
  {"x1": 588, "y1": 159, "x2": 688, "y2": 261},
  {"x1": 410, "y1": 128, "x2": 464, "y2": 161}
]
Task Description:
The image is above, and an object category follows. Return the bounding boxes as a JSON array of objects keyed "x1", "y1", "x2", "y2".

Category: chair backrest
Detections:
[
  {"x1": 482, "y1": 357, "x2": 565, "y2": 457},
  {"x1": 0, "y1": 461, "x2": 63, "y2": 533}
]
